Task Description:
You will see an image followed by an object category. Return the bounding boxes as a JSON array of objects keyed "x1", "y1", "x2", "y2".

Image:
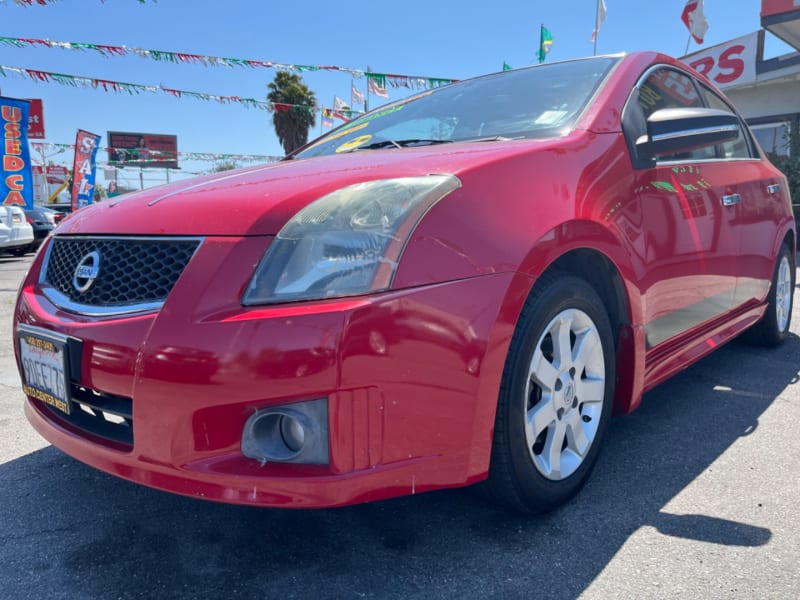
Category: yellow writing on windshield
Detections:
[
  {"x1": 336, "y1": 134, "x2": 373, "y2": 153},
  {"x1": 304, "y1": 122, "x2": 369, "y2": 152}
]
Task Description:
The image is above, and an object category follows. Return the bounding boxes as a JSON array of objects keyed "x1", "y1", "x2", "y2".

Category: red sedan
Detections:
[{"x1": 14, "y1": 52, "x2": 795, "y2": 512}]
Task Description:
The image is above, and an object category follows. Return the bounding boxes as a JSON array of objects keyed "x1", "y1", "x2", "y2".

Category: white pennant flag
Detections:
[
  {"x1": 333, "y1": 96, "x2": 350, "y2": 111},
  {"x1": 592, "y1": 0, "x2": 607, "y2": 43},
  {"x1": 351, "y1": 84, "x2": 364, "y2": 106}
]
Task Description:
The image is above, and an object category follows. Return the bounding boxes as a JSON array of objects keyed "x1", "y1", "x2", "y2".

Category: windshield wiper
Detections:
[
  {"x1": 353, "y1": 138, "x2": 454, "y2": 151},
  {"x1": 468, "y1": 135, "x2": 514, "y2": 142}
]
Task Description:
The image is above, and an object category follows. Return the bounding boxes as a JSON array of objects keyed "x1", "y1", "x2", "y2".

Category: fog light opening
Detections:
[{"x1": 241, "y1": 399, "x2": 329, "y2": 465}]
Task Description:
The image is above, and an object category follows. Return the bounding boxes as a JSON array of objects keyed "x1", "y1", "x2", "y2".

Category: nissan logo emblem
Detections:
[{"x1": 73, "y1": 251, "x2": 101, "y2": 293}]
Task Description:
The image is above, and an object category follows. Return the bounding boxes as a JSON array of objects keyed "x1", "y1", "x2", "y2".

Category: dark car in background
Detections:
[
  {"x1": 37, "y1": 206, "x2": 63, "y2": 224},
  {"x1": 17, "y1": 206, "x2": 56, "y2": 256},
  {"x1": 46, "y1": 203, "x2": 73, "y2": 223}
]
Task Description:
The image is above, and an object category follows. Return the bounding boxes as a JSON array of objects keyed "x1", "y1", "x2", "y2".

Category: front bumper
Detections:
[{"x1": 16, "y1": 236, "x2": 524, "y2": 507}]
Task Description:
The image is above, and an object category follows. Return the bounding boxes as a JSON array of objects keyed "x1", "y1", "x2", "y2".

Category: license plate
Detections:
[{"x1": 18, "y1": 326, "x2": 71, "y2": 415}]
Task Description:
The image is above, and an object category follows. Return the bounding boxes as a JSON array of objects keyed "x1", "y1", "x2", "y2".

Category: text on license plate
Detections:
[{"x1": 19, "y1": 331, "x2": 70, "y2": 414}]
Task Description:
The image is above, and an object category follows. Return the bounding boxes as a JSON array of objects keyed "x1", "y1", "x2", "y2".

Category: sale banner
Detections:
[
  {"x1": 71, "y1": 129, "x2": 101, "y2": 210},
  {"x1": 1, "y1": 96, "x2": 34, "y2": 207}
]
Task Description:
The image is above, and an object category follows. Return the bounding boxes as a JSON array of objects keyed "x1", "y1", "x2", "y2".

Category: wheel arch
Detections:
[
  {"x1": 780, "y1": 227, "x2": 795, "y2": 257},
  {"x1": 472, "y1": 223, "x2": 648, "y2": 482},
  {"x1": 541, "y1": 247, "x2": 643, "y2": 416},
  {"x1": 546, "y1": 249, "x2": 629, "y2": 349},
  {"x1": 509, "y1": 216, "x2": 648, "y2": 414}
]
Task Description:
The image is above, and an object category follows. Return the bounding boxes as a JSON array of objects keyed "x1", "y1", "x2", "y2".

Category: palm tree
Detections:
[{"x1": 267, "y1": 72, "x2": 317, "y2": 155}]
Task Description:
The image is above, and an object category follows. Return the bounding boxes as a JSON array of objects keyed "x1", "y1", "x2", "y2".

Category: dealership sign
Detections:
[
  {"x1": 27, "y1": 99, "x2": 45, "y2": 139},
  {"x1": 107, "y1": 131, "x2": 178, "y2": 169},
  {"x1": 761, "y1": 0, "x2": 800, "y2": 18},
  {"x1": 682, "y1": 31, "x2": 759, "y2": 89},
  {"x1": 32, "y1": 165, "x2": 68, "y2": 204}
]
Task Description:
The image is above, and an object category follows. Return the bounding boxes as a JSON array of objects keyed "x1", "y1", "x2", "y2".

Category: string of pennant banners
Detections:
[
  {"x1": 2, "y1": 0, "x2": 151, "y2": 5},
  {"x1": 0, "y1": 64, "x2": 366, "y2": 117},
  {"x1": 0, "y1": 64, "x2": 274, "y2": 108},
  {"x1": 30, "y1": 142, "x2": 281, "y2": 165},
  {"x1": 0, "y1": 35, "x2": 457, "y2": 91}
]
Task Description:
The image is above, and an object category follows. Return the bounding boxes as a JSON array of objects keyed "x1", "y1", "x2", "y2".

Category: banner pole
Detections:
[{"x1": 365, "y1": 67, "x2": 370, "y2": 112}]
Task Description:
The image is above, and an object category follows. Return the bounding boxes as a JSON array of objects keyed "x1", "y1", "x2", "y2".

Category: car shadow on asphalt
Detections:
[{"x1": 1, "y1": 333, "x2": 798, "y2": 599}]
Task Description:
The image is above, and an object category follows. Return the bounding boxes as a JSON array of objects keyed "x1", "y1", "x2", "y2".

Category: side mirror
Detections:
[{"x1": 636, "y1": 107, "x2": 740, "y2": 161}]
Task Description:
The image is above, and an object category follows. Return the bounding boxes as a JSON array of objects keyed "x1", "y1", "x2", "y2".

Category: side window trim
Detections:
[
  {"x1": 697, "y1": 83, "x2": 758, "y2": 159},
  {"x1": 622, "y1": 64, "x2": 705, "y2": 168},
  {"x1": 622, "y1": 64, "x2": 757, "y2": 168}
]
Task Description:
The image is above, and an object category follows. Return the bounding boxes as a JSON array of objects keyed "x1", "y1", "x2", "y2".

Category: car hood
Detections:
[{"x1": 58, "y1": 138, "x2": 568, "y2": 236}]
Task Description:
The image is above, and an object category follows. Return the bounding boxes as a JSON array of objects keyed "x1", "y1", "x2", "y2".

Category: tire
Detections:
[
  {"x1": 11, "y1": 247, "x2": 29, "y2": 257},
  {"x1": 483, "y1": 272, "x2": 615, "y2": 513},
  {"x1": 744, "y1": 244, "x2": 795, "y2": 347}
]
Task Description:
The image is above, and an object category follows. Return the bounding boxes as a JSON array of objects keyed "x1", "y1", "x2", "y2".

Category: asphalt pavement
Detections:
[{"x1": 0, "y1": 252, "x2": 798, "y2": 600}]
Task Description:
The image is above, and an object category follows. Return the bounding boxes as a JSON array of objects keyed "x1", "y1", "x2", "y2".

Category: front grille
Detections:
[
  {"x1": 36, "y1": 384, "x2": 134, "y2": 450},
  {"x1": 42, "y1": 236, "x2": 201, "y2": 314}
]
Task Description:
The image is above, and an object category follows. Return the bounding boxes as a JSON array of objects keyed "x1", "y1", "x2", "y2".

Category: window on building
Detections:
[{"x1": 750, "y1": 122, "x2": 792, "y2": 159}]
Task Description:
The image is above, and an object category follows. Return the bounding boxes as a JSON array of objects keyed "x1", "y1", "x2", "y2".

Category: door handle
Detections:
[
  {"x1": 721, "y1": 193, "x2": 741, "y2": 206},
  {"x1": 767, "y1": 184, "x2": 781, "y2": 194}
]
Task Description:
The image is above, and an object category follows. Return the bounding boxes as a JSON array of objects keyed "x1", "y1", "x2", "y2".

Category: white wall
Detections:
[{"x1": 726, "y1": 78, "x2": 800, "y2": 119}]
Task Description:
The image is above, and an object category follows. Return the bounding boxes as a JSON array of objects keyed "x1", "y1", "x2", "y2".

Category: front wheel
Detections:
[{"x1": 484, "y1": 272, "x2": 615, "y2": 513}]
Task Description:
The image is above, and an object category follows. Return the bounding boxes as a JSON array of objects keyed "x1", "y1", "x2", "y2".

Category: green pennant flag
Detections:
[
  {"x1": 503, "y1": 62, "x2": 512, "y2": 71},
  {"x1": 537, "y1": 25, "x2": 553, "y2": 64}
]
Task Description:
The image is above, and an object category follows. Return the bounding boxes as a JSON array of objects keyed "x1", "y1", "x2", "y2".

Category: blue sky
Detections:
[{"x1": 0, "y1": 0, "x2": 794, "y2": 189}]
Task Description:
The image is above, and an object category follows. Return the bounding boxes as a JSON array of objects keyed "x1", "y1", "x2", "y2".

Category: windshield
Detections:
[{"x1": 295, "y1": 57, "x2": 619, "y2": 159}]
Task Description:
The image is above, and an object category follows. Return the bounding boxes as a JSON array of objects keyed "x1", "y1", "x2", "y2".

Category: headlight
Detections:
[{"x1": 243, "y1": 175, "x2": 461, "y2": 304}]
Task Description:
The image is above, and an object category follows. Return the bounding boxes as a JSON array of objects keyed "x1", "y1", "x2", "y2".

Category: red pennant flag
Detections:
[{"x1": 682, "y1": 0, "x2": 709, "y2": 44}]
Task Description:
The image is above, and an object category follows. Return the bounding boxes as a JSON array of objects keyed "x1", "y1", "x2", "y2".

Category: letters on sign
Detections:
[{"x1": 682, "y1": 31, "x2": 759, "y2": 89}]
